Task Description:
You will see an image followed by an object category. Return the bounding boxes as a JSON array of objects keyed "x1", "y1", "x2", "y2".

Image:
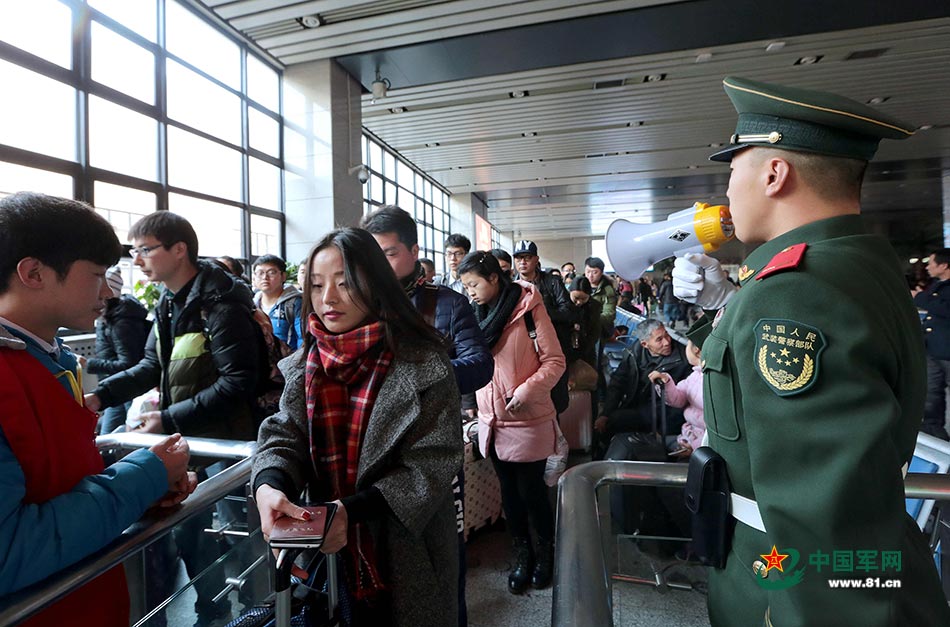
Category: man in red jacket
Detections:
[{"x1": 0, "y1": 192, "x2": 195, "y2": 627}]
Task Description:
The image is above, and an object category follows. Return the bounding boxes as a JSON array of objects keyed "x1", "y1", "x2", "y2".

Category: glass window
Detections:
[
  {"x1": 166, "y1": 59, "x2": 241, "y2": 145},
  {"x1": 91, "y1": 22, "x2": 155, "y2": 104},
  {"x1": 370, "y1": 174, "x2": 384, "y2": 203},
  {"x1": 89, "y1": 0, "x2": 157, "y2": 42},
  {"x1": 368, "y1": 141, "x2": 382, "y2": 172},
  {"x1": 250, "y1": 214, "x2": 281, "y2": 256},
  {"x1": 0, "y1": 61, "x2": 76, "y2": 161},
  {"x1": 397, "y1": 160, "x2": 413, "y2": 188},
  {"x1": 89, "y1": 96, "x2": 158, "y2": 181},
  {"x1": 383, "y1": 152, "x2": 396, "y2": 179},
  {"x1": 246, "y1": 54, "x2": 279, "y2": 112},
  {"x1": 165, "y1": 1, "x2": 240, "y2": 89},
  {"x1": 249, "y1": 157, "x2": 280, "y2": 210},
  {"x1": 0, "y1": 162, "x2": 72, "y2": 198},
  {"x1": 0, "y1": 0, "x2": 72, "y2": 68},
  {"x1": 248, "y1": 107, "x2": 280, "y2": 157},
  {"x1": 361, "y1": 136, "x2": 368, "y2": 168},
  {"x1": 167, "y1": 127, "x2": 242, "y2": 201},
  {"x1": 93, "y1": 182, "x2": 156, "y2": 243},
  {"x1": 169, "y1": 193, "x2": 241, "y2": 257},
  {"x1": 385, "y1": 181, "x2": 397, "y2": 205}
]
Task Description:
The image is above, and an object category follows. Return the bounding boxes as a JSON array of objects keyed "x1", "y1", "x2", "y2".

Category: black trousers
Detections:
[{"x1": 489, "y1": 447, "x2": 554, "y2": 541}]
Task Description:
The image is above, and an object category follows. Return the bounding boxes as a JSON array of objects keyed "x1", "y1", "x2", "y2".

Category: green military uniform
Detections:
[{"x1": 701, "y1": 77, "x2": 950, "y2": 626}]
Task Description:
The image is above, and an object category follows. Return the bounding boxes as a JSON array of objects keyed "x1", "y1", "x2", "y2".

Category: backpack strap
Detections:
[
  {"x1": 418, "y1": 284, "x2": 439, "y2": 328},
  {"x1": 523, "y1": 310, "x2": 540, "y2": 354}
]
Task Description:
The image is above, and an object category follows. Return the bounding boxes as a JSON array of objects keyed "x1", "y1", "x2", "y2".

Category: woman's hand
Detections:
[
  {"x1": 504, "y1": 396, "x2": 524, "y2": 414},
  {"x1": 156, "y1": 471, "x2": 198, "y2": 507},
  {"x1": 321, "y1": 500, "x2": 348, "y2": 554},
  {"x1": 255, "y1": 484, "x2": 314, "y2": 579}
]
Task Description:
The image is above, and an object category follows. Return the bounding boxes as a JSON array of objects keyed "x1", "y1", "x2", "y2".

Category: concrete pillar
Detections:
[
  {"x1": 282, "y1": 60, "x2": 362, "y2": 265},
  {"x1": 448, "y1": 192, "x2": 476, "y2": 241}
]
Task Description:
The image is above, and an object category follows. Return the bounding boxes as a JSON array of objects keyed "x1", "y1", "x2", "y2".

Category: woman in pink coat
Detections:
[{"x1": 458, "y1": 251, "x2": 566, "y2": 595}]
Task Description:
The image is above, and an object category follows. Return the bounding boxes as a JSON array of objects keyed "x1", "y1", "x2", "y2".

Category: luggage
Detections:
[
  {"x1": 559, "y1": 390, "x2": 592, "y2": 451},
  {"x1": 606, "y1": 386, "x2": 677, "y2": 537}
]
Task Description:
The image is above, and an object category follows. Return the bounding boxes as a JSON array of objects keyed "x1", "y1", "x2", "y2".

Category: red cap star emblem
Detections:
[{"x1": 760, "y1": 545, "x2": 789, "y2": 573}]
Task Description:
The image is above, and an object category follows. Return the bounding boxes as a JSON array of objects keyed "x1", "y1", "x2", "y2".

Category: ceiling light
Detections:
[
  {"x1": 688, "y1": 165, "x2": 698, "y2": 169},
  {"x1": 522, "y1": 131, "x2": 536, "y2": 137},
  {"x1": 389, "y1": 106, "x2": 406, "y2": 114},
  {"x1": 594, "y1": 79, "x2": 625, "y2": 90},
  {"x1": 426, "y1": 142, "x2": 440, "y2": 147},
  {"x1": 643, "y1": 73, "x2": 667, "y2": 83},
  {"x1": 540, "y1": 193, "x2": 549, "y2": 198},
  {"x1": 918, "y1": 124, "x2": 934, "y2": 130},
  {"x1": 766, "y1": 41, "x2": 786, "y2": 52},
  {"x1": 866, "y1": 96, "x2": 890, "y2": 105},
  {"x1": 709, "y1": 142, "x2": 723, "y2": 148},
  {"x1": 509, "y1": 90, "x2": 528, "y2": 99},
  {"x1": 794, "y1": 55, "x2": 823, "y2": 65},
  {"x1": 627, "y1": 121, "x2": 644, "y2": 127},
  {"x1": 845, "y1": 48, "x2": 888, "y2": 61},
  {"x1": 695, "y1": 52, "x2": 713, "y2": 63},
  {"x1": 297, "y1": 14, "x2": 324, "y2": 28}
]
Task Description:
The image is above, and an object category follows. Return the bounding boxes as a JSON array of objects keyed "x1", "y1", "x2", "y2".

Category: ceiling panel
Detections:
[{"x1": 197, "y1": 0, "x2": 950, "y2": 252}]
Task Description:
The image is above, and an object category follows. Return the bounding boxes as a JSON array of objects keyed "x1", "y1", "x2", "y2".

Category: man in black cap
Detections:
[
  {"x1": 673, "y1": 77, "x2": 949, "y2": 625},
  {"x1": 513, "y1": 240, "x2": 574, "y2": 412}
]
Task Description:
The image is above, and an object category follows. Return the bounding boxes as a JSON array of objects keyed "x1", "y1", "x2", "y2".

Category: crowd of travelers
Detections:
[{"x1": 3, "y1": 189, "x2": 948, "y2": 627}]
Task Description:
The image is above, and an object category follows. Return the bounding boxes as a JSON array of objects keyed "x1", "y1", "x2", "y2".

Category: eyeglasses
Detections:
[
  {"x1": 254, "y1": 269, "x2": 282, "y2": 278},
  {"x1": 129, "y1": 244, "x2": 164, "y2": 258},
  {"x1": 444, "y1": 251, "x2": 466, "y2": 258}
]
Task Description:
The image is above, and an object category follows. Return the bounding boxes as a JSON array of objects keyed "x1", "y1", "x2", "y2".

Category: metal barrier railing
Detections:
[
  {"x1": 0, "y1": 434, "x2": 256, "y2": 626},
  {"x1": 551, "y1": 460, "x2": 950, "y2": 627}
]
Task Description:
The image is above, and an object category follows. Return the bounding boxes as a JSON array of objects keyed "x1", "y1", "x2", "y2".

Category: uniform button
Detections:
[
  {"x1": 926, "y1": 328, "x2": 933, "y2": 332},
  {"x1": 752, "y1": 560, "x2": 768, "y2": 578},
  {"x1": 933, "y1": 293, "x2": 939, "y2": 297},
  {"x1": 926, "y1": 316, "x2": 932, "y2": 320}
]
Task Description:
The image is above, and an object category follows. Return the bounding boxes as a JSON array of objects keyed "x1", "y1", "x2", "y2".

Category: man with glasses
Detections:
[
  {"x1": 85, "y1": 211, "x2": 261, "y2": 627},
  {"x1": 251, "y1": 254, "x2": 302, "y2": 351},
  {"x1": 437, "y1": 233, "x2": 471, "y2": 295}
]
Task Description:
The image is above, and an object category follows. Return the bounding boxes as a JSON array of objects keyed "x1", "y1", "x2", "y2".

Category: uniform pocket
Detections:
[{"x1": 701, "y1": 335, "x2": 741, "y2": 441}]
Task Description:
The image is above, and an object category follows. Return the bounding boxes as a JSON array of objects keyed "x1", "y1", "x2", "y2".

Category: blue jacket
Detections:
[
  {"x1": 915, "y1": 278, "x2": 950, "y2": 360},
  {"x1": 411, "y1": 285, "x2": 493, "y2": 395}
]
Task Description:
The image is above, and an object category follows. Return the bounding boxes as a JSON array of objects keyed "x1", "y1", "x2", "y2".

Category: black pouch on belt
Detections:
[{"x1": 684, "y1": 446, "x2": 734, "y2": 569}]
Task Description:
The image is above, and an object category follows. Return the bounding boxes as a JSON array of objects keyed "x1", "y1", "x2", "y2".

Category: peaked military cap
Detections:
[{"x1": 709, "y1": 76, "x2": 916, "y2": 162}]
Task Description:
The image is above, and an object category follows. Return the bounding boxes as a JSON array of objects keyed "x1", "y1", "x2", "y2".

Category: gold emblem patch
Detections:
[
  {"x1": 754, "y1": 319, "x2": 825, "y2": 396},
  {"x1": 738, "y1": 265, "x2": 756, "y2": 282}
]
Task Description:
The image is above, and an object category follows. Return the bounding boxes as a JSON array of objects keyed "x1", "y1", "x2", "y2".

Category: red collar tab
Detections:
[{"x1": 756, "y1": 243, "x2": 808, "y2": 281}]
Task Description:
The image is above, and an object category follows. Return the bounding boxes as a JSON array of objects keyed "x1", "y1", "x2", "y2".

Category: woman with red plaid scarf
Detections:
[{"x1": 252, "y1": 228, "x2": 463, "y2": 626}]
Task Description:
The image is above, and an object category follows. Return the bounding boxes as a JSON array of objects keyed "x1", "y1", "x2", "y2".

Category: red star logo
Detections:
[{"x1": 761, "y1": 546, "x2": 789, "y2": 573}]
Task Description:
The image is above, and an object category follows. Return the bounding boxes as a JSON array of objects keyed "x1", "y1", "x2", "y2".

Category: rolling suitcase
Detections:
[
  {"x1": 606, "y1": 386, "x2": 671, "y2": 535},
  {"x1": 559, "y1": 389, "x2": 592, "y2": 451}
]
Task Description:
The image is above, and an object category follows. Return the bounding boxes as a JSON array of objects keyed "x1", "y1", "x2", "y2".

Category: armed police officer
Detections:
[{"x1": 673, "y1": 77, "x2": 949, "y2": 626}]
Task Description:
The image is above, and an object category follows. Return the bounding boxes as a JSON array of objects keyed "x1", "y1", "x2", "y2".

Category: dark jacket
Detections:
[
  {"x1": 914, "y1": 278, "x2": 950, "y2": 360},
  {"x1": 603, "y1": 340, "x2": 691, "y2": 421},
  {"x1": 410, "y1": 284, "x2": 493, "y2": 395},
  {"x1": 95, "y1": 261, "x2": 260, "y2": 440},
  {"x1": 571, "y1": 297, "x2": 603, "y2": 367},
  {"x1": 526, "y1": 270, "x2": 575, "y2": 351},
  {"x1": 86, "y1": 295, "x2": 150, "y2": 377}
]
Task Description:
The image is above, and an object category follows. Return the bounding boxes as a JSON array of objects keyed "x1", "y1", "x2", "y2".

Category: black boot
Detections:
[
  {"x1": 508, "y1": 537, "x2": 534, "y2": 594},
  {"x1": 531, "y1": 538, "x2": 554, "y2": 589}
]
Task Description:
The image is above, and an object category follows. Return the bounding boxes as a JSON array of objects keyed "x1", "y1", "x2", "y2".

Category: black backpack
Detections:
[{"x1": 523, "y1": 310, "x2": 571, "y2": 414}]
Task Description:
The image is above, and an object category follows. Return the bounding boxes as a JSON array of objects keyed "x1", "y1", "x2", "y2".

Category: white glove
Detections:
[{"x1": 672, "y1": 253, "x2": 737, "y2": 310}]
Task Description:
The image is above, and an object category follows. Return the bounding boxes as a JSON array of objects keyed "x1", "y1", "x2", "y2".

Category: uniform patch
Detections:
[
  {"x1": 754, "y1": 319, "x2": 826, "y2": 396},
  {"x1": 756, "y1": 243, "x2": 807, "y2": 281},
  {"x1": 738, "y1": 265, "x2": 756, "y2": 282}
]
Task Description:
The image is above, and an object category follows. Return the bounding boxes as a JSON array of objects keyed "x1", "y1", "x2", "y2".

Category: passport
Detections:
[{"x1": 269, "y1": 504, "x2": 337, "y2": 549}]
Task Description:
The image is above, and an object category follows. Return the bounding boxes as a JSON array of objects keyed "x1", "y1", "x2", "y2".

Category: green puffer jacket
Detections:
[{"x1": 96, "y1": 261, "x2": 260, "y2": 441}]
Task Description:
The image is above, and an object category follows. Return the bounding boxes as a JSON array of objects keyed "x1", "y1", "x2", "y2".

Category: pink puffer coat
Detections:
[{"x1": 477, "y1": 281, "x2": 566, "y2": 462}]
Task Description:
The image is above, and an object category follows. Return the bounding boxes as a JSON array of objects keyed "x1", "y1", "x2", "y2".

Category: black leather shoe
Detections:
[
  {"x1": 531, "y1": 538, "x2": 554, "y2": 589},
  {"x1": 508, "y1": 537, "x2": 534, "y2": 594}
]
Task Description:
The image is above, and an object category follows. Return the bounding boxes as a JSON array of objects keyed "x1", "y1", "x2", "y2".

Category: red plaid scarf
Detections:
[{"x1": 305, "y1": 313, "x2": 393, "y2": 601}]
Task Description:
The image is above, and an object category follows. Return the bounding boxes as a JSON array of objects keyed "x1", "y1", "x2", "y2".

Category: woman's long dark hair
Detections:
[{"x1": 299, "y1": 227, "x2": 446, "y2": 359}]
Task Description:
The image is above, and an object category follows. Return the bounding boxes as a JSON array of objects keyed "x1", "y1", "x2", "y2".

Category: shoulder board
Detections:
[{"x1": 756, "y1": 243, "x2": 807, "y2": 281}]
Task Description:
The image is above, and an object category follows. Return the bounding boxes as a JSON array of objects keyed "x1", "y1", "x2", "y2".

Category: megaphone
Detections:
[{"x1": 606, "y1": 202, "x2": 734, "y2": 278}]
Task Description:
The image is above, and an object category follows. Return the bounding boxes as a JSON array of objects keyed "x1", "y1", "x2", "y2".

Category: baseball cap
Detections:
[{"x1": 513, "y1": 240, "x2": 538, "y2": 257}]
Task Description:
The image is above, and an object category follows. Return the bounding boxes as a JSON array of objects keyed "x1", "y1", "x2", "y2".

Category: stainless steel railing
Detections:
[
  {"x1": 551, "y1": 460, "x2": 950, "y2": 627},
  {"x1": 0, "y1": 434, "x2": 256, "y2": 626}
]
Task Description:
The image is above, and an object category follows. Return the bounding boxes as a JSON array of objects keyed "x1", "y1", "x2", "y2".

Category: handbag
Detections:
[
  {"x1": 684, "y1": 446, "x2": 734, "y2": 569},
  {"x1": 463, "y1": 420, "x2": 482, "y2": 460}
]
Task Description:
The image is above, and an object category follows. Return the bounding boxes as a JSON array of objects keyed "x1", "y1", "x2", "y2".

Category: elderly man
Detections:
[{"x1": 592, "y1": 318, "x2": 690, "y2": 458}]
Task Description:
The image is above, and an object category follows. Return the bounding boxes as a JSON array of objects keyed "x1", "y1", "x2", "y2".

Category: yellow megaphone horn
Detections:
[{"x1": 605, "y1": 202, "x2": 734, "y2": 278}]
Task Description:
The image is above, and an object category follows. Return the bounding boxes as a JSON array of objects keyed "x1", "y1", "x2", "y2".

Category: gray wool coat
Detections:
[{"x1": 253, "y1": 343, "x2": 463, "y2": 626}]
